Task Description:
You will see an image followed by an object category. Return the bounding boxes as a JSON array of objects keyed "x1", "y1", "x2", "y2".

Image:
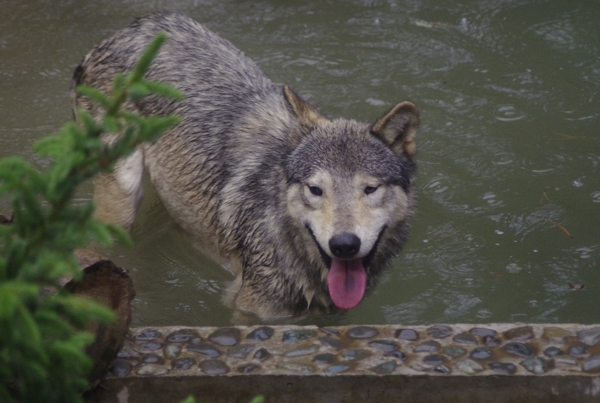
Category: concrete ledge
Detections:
[{"x1": 86, "y1": 324, "x2": 600, "y2": 402}]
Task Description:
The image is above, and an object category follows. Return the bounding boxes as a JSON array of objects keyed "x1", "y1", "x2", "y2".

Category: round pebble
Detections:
[
  {"x1": 578, "y1": 327, "x2": 600, "y2": 346},
  {"x1": 456, "y1": 359, "x2": 484, "y2": 374},
  {"x1": 385, "y1": 350, "x2": 406, "y2": 361},
  {"x1": 521, "y1": 357, "x2": 552, "y2": 374},
  {"x1": 137, "y1": 342, "x2": 163, "y2": 352},
  {"x1": 166, "y1": 329, "x2": 199, "y2": 343},
  {"x1": 483, "y1": 336, "x2": 501, "y2": 347},
  {"x1": 186, "y1": 343, "x2": 221, "y2": 358},
  {"x1": 503, "y1": 342, "x2": 534, "y2": 358},
  {"x1": 504, "y1": 326, "x2": 534, "y2": 342},
  {"x1": 543, "y1": 346, "x2": 563, "y2": 357},
  {"x1": 135, "y1": 329, "x2": 160, "y2": 341},
  {"x1": 395, "y1": 328, "x2": 418, "y2": 340},
  {"x1": 368, "y1": 340, "x2": 398, "y2": 353},
  {"x1": 319, "y1": 336, "x2": 345, "y2": 350},
  {"x1": 443, "y1": 346, "x2": 467, "y2": 358},
  {"x1": 470, "y1": 347, "x2": 492, "y2": 360},
  {"x1": 141, "y1": 353, "x2": 161, "y2": 364},
  {"x1": 281, "y1": 363, "x2": 314, "y2": 374},
  {"x1": 172, "y1": 357, "x2": 196, "y2": 370},
  {"x1": 285, "y1": 346, "x2": 318, "y2": 357},
  {"x1": 568, "y1": 344, "x2": 588, "y2": 357},
  {"x1": 347, "y1": 326, "x2": 378, "y2": 339},
  {"x1": 164, "y1": 343, "x2": 182, "y2": 359},
  {"x1": 342, "y1": 349, "x2": 368, "y2": 361},
  {"x1": 110, "y1": 358, "x2": 132, "y2": 377},
  {"x1": 370, "y1": 361, "x2": 395, "y2": 374},
  {"x1": 583, "y1": 355, "x2": 600, "y2": 373},
  {"x1": 253, "y1": 348, "x2": 270, "y2": 362},
  {"x1": 189, "y1": 337, "x2": 203, "y2": 345},
  {"x1": 427, "y1": 325, "x2": 452, "y2": 339},
  {"x1": 136, "y1": 364, "x2": 168, "y2": 376},
  {"x1": 313, "y1": 353, "x2": 335, "y2": 364},
  {"x1": 246, "y1": 327, "x2": 274, "y2": 341},
  {"x1": 209, "y1": 328, "x2": 241, "y2": 346},
  {"x1": 227, "y1": 344, "x2": 255, "y2": 359},
  {"x1": 432, "y1": 365, "x2": 451, "y2": 374},
  {"x1": 452, "y1": 333, "x2": 478, "y2": 345},
  {"x1": 423, "y1": 355, "x2": 445, "y2": 366},
  {"x1": 117, "y1": 344, "x2": 138, "y2": 358},
  {"x1": 489, "y1": 362, "x2": 516, "y2": 375},
  {"x1": 327, "y1": 365, "x2": 350, "y2": 374},
  {"x1": 470, "y1": 327, "x2": 497, "y2": 337},
  {"x1": 199, "y1": 359, "x2": 230, "y2": 375},
  {"x1": 283, "y1": 330, "x2": 316, "y2": 343},
  {"x1": 414, "y1": 340, "x2": 441, "y2": 353},
  {"x1": 238, "y1": 364, "x2": 260, "y2": 374},
  {"x1": 543, "y1": 327, "x2": 570, "y2": 343},
  {"x1": 555, "y1": 355, "x2": 579, "y2": 368}
]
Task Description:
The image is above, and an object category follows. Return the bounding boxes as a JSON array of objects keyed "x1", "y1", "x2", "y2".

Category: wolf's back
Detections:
[{"x1": 72, "y1": 13, "x2": 293, "y2": 238}]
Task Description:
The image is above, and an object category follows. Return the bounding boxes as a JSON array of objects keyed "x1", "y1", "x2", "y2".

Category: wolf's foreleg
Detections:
[{"x1": 93, "y1": 149, "x2": 144, "y2": 230}]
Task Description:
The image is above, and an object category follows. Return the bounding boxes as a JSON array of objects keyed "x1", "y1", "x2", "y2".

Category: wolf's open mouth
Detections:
[{"x1": 306, "y1": 226, "x2": 385, "y2": 310}]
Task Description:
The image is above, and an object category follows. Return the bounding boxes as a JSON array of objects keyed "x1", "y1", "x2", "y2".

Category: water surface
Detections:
[{"x1": 1, "y1": 0, "x2": 599, "y2": 327}]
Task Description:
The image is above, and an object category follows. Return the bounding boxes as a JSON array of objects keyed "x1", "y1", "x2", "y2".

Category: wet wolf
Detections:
[{"x1": 72, "y1": 13, "x2": 419, "y2": 318}]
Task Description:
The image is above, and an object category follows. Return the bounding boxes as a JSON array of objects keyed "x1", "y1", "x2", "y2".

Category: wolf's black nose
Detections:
[{"x1": 329, "y1": 233, "x2": 361, "y2": 259}]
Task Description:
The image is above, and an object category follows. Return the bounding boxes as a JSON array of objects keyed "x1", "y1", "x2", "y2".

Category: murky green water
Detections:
[{"x1": 1, "y1": 0, "x2": 599, "y2": 327}]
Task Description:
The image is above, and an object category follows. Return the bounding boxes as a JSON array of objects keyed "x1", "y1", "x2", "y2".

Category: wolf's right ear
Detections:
[
  {"x1": 284, "y1": 85, "x2": 327, "y2": 144},
  {"x1": 371, "y1": 101, "x2": 419, "y2": 158}
]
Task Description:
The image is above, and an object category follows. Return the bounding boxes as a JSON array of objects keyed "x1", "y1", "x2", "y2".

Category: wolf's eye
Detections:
[
  {"x1": 364, "y1": 186, "x2": 379, "y2": 195},
  {"x1": 308, "y1": 185, "x2": 323, "y2": 196}
]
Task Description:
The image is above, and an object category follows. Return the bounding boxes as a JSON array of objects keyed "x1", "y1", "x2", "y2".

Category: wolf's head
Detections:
[{"x1": 283, "y1": 86, "x2": 419, "y2": 311}]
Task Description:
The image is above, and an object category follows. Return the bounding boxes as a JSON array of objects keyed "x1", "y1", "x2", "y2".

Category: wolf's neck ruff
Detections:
[{"x1": 328, "y1": 258, "x2": 367, "y2": 310}]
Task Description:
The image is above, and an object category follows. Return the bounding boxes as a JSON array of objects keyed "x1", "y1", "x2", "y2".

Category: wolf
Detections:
[{"x1": 72, "y1": 13, "x2": 419, "y2": 318}]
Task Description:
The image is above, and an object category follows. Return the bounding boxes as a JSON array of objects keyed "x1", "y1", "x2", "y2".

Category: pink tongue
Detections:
[{"x1": 327, "y1": 258, "x2": 367, "y2": 310}]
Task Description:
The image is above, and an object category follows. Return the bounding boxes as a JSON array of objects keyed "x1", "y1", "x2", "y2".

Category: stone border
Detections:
[{"x1": 86, "y1": 323, "x2": 600, "y2": 402}]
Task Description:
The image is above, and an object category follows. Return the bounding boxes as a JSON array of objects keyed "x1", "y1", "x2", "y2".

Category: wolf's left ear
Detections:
[
  {"x1": 371, "y1": 101, "x2": 419, "y2": 158},
  {"x1": 284, "y1": 85, "x2": 327, "y2": 140}
]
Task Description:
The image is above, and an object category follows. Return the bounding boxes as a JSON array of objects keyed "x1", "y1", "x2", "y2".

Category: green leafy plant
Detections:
[{"x1": 0, "y1": 32, "x2": 183, "y2": 403}]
